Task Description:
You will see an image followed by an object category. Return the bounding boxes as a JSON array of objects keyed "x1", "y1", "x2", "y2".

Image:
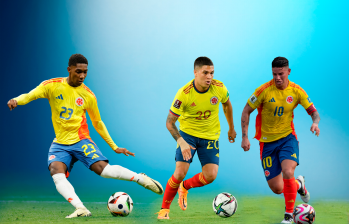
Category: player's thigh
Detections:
[
  {"x1": 175, "y1": 131, "x2": 198, "y2": 164},
  {"x1": 72, "y1": 139, "x2": 109, "y2": 170},
  {"x1": 260, "y1": 141, "x2": 281, "y2": 181},
  {"x1": 279, "y1": 134, "x2": 299, "y2": 177},
  {"x1": 174, "y1": 161, "x2": 190, "y2": 181},
  {"x1": 196, "y1": 138, "x2": 219, "y2": 167},
  {"x1": 90, "y1": 160, "x2": 109, "y2": 175},
  {"x1": 48, "y1": 142, "x2": 75, "y2": 176},
  {"x1": 267, "y1": 173, "x2": 284, "y2": 194}
]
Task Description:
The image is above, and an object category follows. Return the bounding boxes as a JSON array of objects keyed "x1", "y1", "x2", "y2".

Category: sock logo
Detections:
[
  {"x1": 68, "y1": 198, "x2": 73, "y2": 203},
  {"x1": 287, "y1": 200, "x2": 294, "y2": 203},
  {"x1": 130, "y1": 176, "x2": 135, "y2": 181}
]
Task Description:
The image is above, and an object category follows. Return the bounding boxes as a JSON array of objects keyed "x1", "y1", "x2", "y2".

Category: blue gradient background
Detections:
[{"x1": 1, "y1": 0, "x2": 348, "y2": 202}]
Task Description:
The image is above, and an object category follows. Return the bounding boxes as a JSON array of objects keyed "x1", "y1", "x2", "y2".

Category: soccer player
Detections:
[
  {"x1": 241, "y1": 57, "x2": 320, "y2": 223},
  {"x1": 7, "y1": 54, "x2": 163, "y2": 218},
  {"x1": 157, "y1": 57, "x2": 237, "y2": 219}
]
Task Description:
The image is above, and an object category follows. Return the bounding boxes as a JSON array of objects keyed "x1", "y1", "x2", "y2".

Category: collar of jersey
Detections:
[{"x1": 193, "y1": 80, "x2": 210, "y2": 94}]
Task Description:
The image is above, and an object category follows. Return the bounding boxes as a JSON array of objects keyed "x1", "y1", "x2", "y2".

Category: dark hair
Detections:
[
  {"x1": 272, "y1": 57, "x2": 289, "y2": 68},
  {"x1": 68, "y1": 54, "x2": 88, "y2": 67},
  {"x1": 194, "y1": 56, "x2": 213, "y2": 69}
]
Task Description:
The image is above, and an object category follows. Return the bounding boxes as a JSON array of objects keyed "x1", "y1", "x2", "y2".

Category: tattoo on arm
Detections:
[
  {"x1": 166, "y1": 113, "x2": 181, "y2": 141},
  {"x1": 311, "y1": 111, "x2": 320, "y2": 124}
]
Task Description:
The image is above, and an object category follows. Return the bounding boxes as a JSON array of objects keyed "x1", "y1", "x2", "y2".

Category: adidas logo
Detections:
[
  {"x1": 291, "y1": 153, "x2": 297, "y2": 159},
  {"x1": 215, "y1": 153, "x2": 219, "y2": 158},
  {"x1": 56, "y1": 94, "x2": 63, "y2": 100},
  {"x1": 92, "y1": 154, "x2": 99, "y2": 159},
  {"x1": 287, "y1": 200, "x2": 294, "y2": 203},
  {"x1": 269, "y1": 97, "x2": 275, "y2": 102},
  {"x1": 190, "y1": 102, "x2": 196, "y2": 107}
]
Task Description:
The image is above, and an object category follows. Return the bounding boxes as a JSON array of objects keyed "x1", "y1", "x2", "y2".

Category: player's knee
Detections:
[
  {"x1": 203, "y1": 172, "x2": 217, "y2": 184},
  {"x1": 174, "y1": 170, "x2": 187, "y2": 181},
  {"x1": 282, "y1": 168, "x2": 295, "y2": 179},
  {"x1": 271, "y1": 187, "x2": 283, "y2": 194}
]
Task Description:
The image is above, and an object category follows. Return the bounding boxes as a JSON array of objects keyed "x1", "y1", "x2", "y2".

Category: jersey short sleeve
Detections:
[
  {"x1": 247, "y1": 88, "x2": 265, "y2": 109},
  {"x1": 221, "y1": 84, "x2": 229, "y2": 104},
  {"x1": 295, "y1": 85, "x2": 317, "y2": 115},
  {"x1": 169, "y1": 89, "x2": 187, "y2": 117}
]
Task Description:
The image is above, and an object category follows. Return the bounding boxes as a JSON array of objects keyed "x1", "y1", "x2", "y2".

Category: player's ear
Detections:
[
  {"x1": 288, "y1": 68, "x2": 291, "y2": 75},
  {"x1": 67, "y1": 66, "x2": 71, "y2": 73}
]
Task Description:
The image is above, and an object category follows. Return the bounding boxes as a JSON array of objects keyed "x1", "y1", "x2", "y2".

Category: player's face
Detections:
[
  {"x1": 194, "y1": 65, "x2": 214, "y2": 91},
  {"x1": 67, "y1": 63, "x2": 88, "y2": 87},
  {"x1": 272, "y1": 66, "x2": 290, "y2": 90}
]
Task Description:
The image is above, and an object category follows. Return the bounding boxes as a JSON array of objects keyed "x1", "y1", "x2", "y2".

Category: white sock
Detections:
[
  {"x1": 52, "y1": 173, "x2": 85, "y2": 209},
  {"x1": 100, "y1": 164, "x2": 144, "y2": 184}
]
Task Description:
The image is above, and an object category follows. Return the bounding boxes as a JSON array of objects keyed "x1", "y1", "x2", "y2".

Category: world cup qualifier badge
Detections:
[
  {"x1": 76, "y1": 97, "x2": 84, "y2": 106},
  {"x1": 286, "y1": 96, "x2": 293, "y2": 104},
  {"x1": 210, "y1": 96, "x2": 218, "y2": 105}
]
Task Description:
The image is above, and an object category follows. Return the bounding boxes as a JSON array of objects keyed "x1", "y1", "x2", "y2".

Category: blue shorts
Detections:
[
  {"x1": 48, "y1": 138, "x2": 108, "y2": 176},
  {"x1": 260, "y1": 133, "x2": 299, "y2": 181},
  {"x1": 175, "y1": 131, "x2": 219, "y2": 166}
]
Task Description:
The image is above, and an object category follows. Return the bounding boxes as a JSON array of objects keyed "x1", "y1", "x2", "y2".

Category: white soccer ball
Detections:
[
  {"x1": 212, "y1": 192, "x2": 238, "y2": 218},
  {"x1": 293, "y1": 204, "x2": 316, "y2": 224},
  {"x1": 107, "y1": 192, "x2": 133, "y2": 217}
]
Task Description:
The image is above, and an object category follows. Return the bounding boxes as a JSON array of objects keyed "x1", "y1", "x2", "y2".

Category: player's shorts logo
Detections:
[
  {"x1": 264, "y1": 170, "x2": 270, "y2": 177},
  {"x1": 49, "y1": 155, "x2": 56, "y2": 160},
  {"x1": 76, "y1": 97, "x2": 84, "y2": 106},
  {"x1": 286, "y1": 96, "x2": 293, "y2": 104},
  {"x1": 210, "y1": 96, "x2": 218, "y2": 105}
]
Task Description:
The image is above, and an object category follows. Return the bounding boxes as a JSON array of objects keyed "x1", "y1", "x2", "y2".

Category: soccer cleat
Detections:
[
  {"x1": 296, "y1": 175, "x2": 310, "y2": 203},
  {"x1": 177, "y1": 182, "x2": 188, "y2": 211},
  {"x1": 156, "y1": 209, "x2": 170, "y2": 219},
  {"x1": 65, "y1": 207, "x2": 91, "y2": 218},
  {"x1": 138, "y1": 173, "x2": 164, "y2": 195},
  {"x1": 281, "y1": 213, "x2": 294, "y2": 223}
]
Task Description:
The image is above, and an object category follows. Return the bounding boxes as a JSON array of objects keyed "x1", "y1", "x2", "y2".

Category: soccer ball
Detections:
[
  {"x1": 212, "y1": 192, "x2": 238, "y2": 218},
  {"x1": 293, "y1": 204, "x2": 316, "y2": 224},
  {"x1": 107, "y1": 192, "x2": 133, "y2": 217}
]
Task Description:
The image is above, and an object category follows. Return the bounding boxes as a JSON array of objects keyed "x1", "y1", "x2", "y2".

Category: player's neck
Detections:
[
  {"x1": 193, "y1": 80, "x2": 208, "y2": 93},
  {"x1": 275, "y1": 80, "x2": 289, "y2": 90},
  {"x1": 66, "y1": 77, "x2": 82, "y2": 87}
]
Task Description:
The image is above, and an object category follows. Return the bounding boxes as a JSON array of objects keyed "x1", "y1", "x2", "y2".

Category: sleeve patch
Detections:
[
  {"x1": 249, "y1": 94, "x2": 257, "y2": 104},
  {"x1": 173, "y1": 99, "x2": 182, "y2": 109},
  {"x1": 307, "y1": 97, "x2": 312, "y2": 104}
]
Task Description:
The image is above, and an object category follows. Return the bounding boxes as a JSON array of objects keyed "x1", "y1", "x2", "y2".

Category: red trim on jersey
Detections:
[
  {"x1": 290, "y1": 112, "x2": 298, "y2": 140},
  {"x1": 306, "y1": 104, "x2": 317, "y2": 115},
  {"x1": 255, "y1": 80, "x2": 273, "y2": 97},
  {"x1": 259, "y1": 142, "x2": 264, "y2": 160},
  {"x1": 78, "y1": 113, "x2": 91, "y2": 140},
  {"x1": 82, "y1": 85, "x2": 97, "y2": 102},
  {"x1": 169, "y1": 110, "x2": 180, "y2": 117},
  {"x1": 43, "y1": 78, "x2": 64, "y2": 86},
  {"x1": 184, "y1": 84, "x2": 194, "y2": 94},
  {"x1": 254, "y1": 104, "x2": 263, "y2": 141},
  {"x1": 211, "y1": 80, "x2": 223, "y2": 87}
]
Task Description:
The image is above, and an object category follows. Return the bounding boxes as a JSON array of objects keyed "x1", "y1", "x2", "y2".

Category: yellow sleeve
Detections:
[
  {"x1": 169, "y1": 89, "x2": 187, "y2": 117},
  {"x1": 87, "y1": 96, "x2": 118, "y2": 150},
  {"x1": 221, "y1": 84, "x2": 229, "y2": 103},
  {"x1": 296, "y1": 85, "x2": 317, "y2": 115},
  {"x1": 13, "y1": 82, "x2": 48, "y2": 105},
  {"x1": 247, "y1": 88, "x2": 265, "y2": 109}
]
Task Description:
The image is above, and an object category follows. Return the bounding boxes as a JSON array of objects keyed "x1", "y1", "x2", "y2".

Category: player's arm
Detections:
[
  {"x1": 241, "y1": 103, "x2": 255, "y2": 151},
  {"x1": 222, "y1": 98, "x2": 237, "y2": 143},
  {"x1": 87, "y1": 101, "x2": 134, "y2": 157},
  {"x1": 166, "y1": 112, "x2": 195, "y2": 161},
  {"x1": 7, "y1": 83, "x2": 47, "y2": 110},
  {"x1": 310, "y1": 111, "x2": 320, "y2": 136}
]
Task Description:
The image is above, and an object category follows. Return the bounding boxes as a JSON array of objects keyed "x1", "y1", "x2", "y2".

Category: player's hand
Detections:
[
  {"x1": 113, "y1": 147, "x2": 135, "y2": 157},
  {"x1": 241, "y1": 137, "x2": 250, "y2": 152},
  {"x1": 177, "y1": 137, "x2": 196, "y2": 161},
  {"x1": 7, "y1": 99, "x2": 17, "y2": 111},
  {"x1": 310, "y1": 123, "x2": 320, "y2": 136},
  {"x1": 228, "y1": 128, "x2": 237, "y2": 143}
]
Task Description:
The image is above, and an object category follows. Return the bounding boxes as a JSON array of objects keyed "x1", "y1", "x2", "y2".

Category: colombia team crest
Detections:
[
  {"x1": 76, "y1": 97, "x2": 84, "y2": 106},
  {"x1": 210, "y1": 96, "x2": 218, "y2": 105},
  {"x1": 286, "y1": 96, "x2": 293, "y2": 104},
  {"x1": 264, "y1": 170, "x2": 270, "y2": 177}
]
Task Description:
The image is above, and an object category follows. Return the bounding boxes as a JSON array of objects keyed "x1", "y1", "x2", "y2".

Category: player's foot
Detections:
[
  {"x1": 296, "y1": 175, "x2": 310, "y2": 203},
  {"x1": 65, "y1": 207, "x2": 91, "y2": 218},
  {"x1": 281, "y1": 213, "x2": 294, "y2": 223},
  {"x1": 156, "y1": 209, "x2": 170, "y2": 219},
  {"x1": 138, "y1": 173, "x2": 164, "y2": 195},
  {"x1": 178, "y1": 182, "x2": 188, "y2": 211}
]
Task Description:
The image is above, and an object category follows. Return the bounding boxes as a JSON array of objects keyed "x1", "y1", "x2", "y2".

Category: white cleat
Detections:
[
  {"x1": 65, "y1": 207, "x2": 91, "y2": 218},
  {"x1": 296, "y1": 175, "x2": 310, "y2": 203},
  {"x1": 281, "y1": 213, "x2": 294, "y2": 223},
  {"x1": 138, "y1": 173, "x2": 164, "y2": 195}
]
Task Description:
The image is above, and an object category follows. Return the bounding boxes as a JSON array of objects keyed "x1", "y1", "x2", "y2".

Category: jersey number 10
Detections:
[{"x1": 273, "y1": 106, "x2": 284, "y2": 117}]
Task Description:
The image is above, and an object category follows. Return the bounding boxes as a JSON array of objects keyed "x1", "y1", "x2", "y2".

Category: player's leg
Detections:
[
  {"x1": 48, "y1": 144, "x2": 91, "y2": 218},
  {"x1": 158, "y1": 162, "x2": 190, "y2": 219},
  {"x1": 178, "y1": 139, "x2": 219, "y2": 211},
  {"x1": 75, "y1": 139, "x2": 163, "y2": 194}
]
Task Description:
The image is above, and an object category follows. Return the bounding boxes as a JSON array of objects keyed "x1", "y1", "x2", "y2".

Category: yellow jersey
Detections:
[
  {"x1": 170, "y1": 79, "x2": 229, "y2": 140},
  {"x1": 247, "y1": 79, "x2": 317, "y2": 142},
  {"x1": 14, "y1": 78, "x2": 118, "y2": 149}
]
